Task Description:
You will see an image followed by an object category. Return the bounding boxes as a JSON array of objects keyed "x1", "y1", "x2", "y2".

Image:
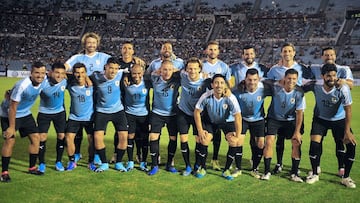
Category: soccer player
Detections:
[
  {"x1": 202, "y1": 40, "x2": 231, "y2": 171},
  {"x1": 230, "y1": 45, "x2": 268, "y2": 87},
  {"x1": 147, "y1": 60, "x2": 181, "y2": 176},
  {"x1": 309, "y1": 47, "x2": 354, "y2": 177},
  {"x1": 261, "y1": 69, "x2": 305, "y2": 182},
  {"x1": 304, "y1": 64, "x2": 356, "y2": 188},
  {"x1": 122, "y1": 64, "x2": 151, "y2": 172},
  {"x1": 37, "y1": 62, "x2": 67, "y2": 173},
  {"x1": 65, "y1": 32, "x2": 110, "y2": 163},
  {"x1": 232, "y1": 68, "x2": 271, "y2": 178},
  {"x1": 90, "y1": 57, "x2": 128, "y2": 172},
  {"x1": 177, "y1": 57, "x2": 210, "y2": 176},
  {"x1": 266, "y1": 42, "x2": 312, "y2": 174},
  {"x1": 194, "y1": 74, "x2": 243, "y2": 180},
  {"x1": 64, "y1": 63, "x2": 96, "y2": 171},
  {"x1": 110, "y1": 41, "x2": 147, "y2": 164},
  {"x1": 1, "y1": 62, "x2": 47, "y2": 182},
  {"x1": 146, "y1": 41, "x2": 184, "y2": 74}
]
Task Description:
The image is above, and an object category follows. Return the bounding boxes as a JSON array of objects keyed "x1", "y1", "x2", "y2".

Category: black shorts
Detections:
[
  {"x1": 242, "y1": 119, "x2": 265, "y2": 137},
  {"x1": 177, "y1": 109, "x2": 198, "y2": 135},
  {"x1": 310, "y1": 117, "x2": 350, "y2": 141},
  {"x1": 37, "y1": 111, "x2": 66, "y2": 133},
  {"x1": 202, "y1": 121, "x2": 235, "y2": 136},
  {"x1": 266, "y1": 118, "x2": 296, "y2": 139},
  {"x1": 126, "y1": 113, "x2": 149, "y2": 135},
  {"x1": 94, "y1": 110, "x2": 128, "y2": 131},
  {"x1": 149, "y1": 112, "x2": 177, "y2": 136},
  {"x1": 66, "y1": 119, "x2": 94, "y2": 135},
  {"x1": 13, "y1": 114, "x2": 39, "y2": 138}
]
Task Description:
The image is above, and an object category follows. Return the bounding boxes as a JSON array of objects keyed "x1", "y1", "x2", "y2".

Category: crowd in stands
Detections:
[{"x1": 0, "y1": 0, "x2": 359, "y2": 71}]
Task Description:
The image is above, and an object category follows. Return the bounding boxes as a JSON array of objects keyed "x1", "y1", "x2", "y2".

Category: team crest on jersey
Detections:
[
  {"x1": 222, "y1": 104, "x2": 228, "y2": 109},
  {"x1": 61, "y1": 86, "x2": 66, "y2": 91},
  {"x1": 170, "y1": 84, "x2": 175, "y2": 89},
  {"x1": 142, "y1": 88, "x2": 147, "y2": 94},
  {"x1": 257, "y1": 96, "x2": 262, "y2": 101},
  {"x1": 216, "y1": 67, "x2": 222, "y2": 73},
  {"x1": 331, "y1": 97, "x2": 338, "y2": 103},
  {"x1": 86, "y1": 90, "x2": 91, "y2": 96},
  {"x1": 290, "y1": 98, "x2": 295, "y2": 104},
  {"x1": 96, "y1": 60, "x2": 101, "y2": 65},
  {"x1": 115, "y1": 81, "x2": 120, "y2": 86}
]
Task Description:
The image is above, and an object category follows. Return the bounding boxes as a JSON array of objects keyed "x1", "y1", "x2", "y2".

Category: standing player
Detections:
[
  {"x1": 177, "y1": 57, "x2": 210, "y2": 176},
  {"x1": 266, "y1": 42, "x2": 311, "y2": 174},
  {"x1": 232, "y1": 68, "x2": 271, "y2": 178},
  {"x1": 110, "y1": 41, "x2": 147, "y2": 164},
  {"x1": 1, "y1": 62, "x2": 47, "y2": 182},
  {"x1": 122, "y1": 64, "x2": 151, "y2": 172},
  {"x1": 146, "y1": 42, "x2": 184, "y2": 74},
  {"x1": 147, "y1": 60, "x2": 181, "y2": 176},
  {"x1": 202, "y1": 40, "x2": 231, "y2": 171},
  {"x1": 64, "y1": 63, "x2": 96, "y2": 171},
  {"x1": 194, "y1": 74, "x2": 243, "y2": 180},
  {"x1": 65, "y1": 32, "x2": 110, "y2": 163},
  {"x1": 304, "y1": 64, "x2": 356, "y2": 188},
  {"x1": 90, "y1": 57, "x2": 128, "y2": 172},
  {"x1": 261, "y1": 69, "x2": 305, "y2": 182},
  {"x1": 37, "y1": 62, "x2": 67, "y2": 173},
  {"x1": 309, "y1": 47, "x2": 354, "y2": 176},
  {"x1": 230, "y1": 45, "x2": 268, "y2": 86}
]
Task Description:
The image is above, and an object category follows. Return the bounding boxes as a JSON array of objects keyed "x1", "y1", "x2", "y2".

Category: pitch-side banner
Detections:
[{"x1": 7, "y1": 70, "x2": 31, "y2": 78}]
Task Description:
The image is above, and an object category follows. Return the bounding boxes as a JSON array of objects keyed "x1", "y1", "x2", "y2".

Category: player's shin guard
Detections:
[
  {"x1": 264, "y1": 157, "x2": 272, "y2": 174},
  {"x1": 149, "y1": 140, "x2": 159, "y2": 166},
  {"x1": 198, "y1": 144, "x2": 208, "y2": 169},
  {"x1": 275, "y1": 136, "x2": 285, "y2": 165},
  {"x1": 127, "y1": 138, "x2": 134, "y2": 161},
  {"x1": 113, "y1": 133, "x2": 118, "y2": 153},
  {"x1": 29, "y1": 154, "x2": 38, "y2": 168},
  {"x1": 344, "y1": 143, "x2": 356, "y2": 178},
  {"x1": 309, "y1": 141, "x2": 321, "y2": 175},
  {"x1": 56, "y1": 138, "x2": 65, "y2": 162},
  {"x1": 181, "y1": 142, "x2": 190, "y2": 166},
  {"x1": 195, "y1": 142, "x2": 200, "y2": 167},
  {"x1": 74, "y1": 130, "x2": 83, "y2": 154},
  {"x1": 225, "y1": 147, "x2": 236, "y2": 170},
  {"x1": 335, "y1": 140, "x2": 345, "y2": 169},
  {"x1": 291, "y1": 158, "x2": 301, "y2": 175},
  {"x1": 253, "y1": 147, "x2": 263, "y2": 170},
  {"x1": 141, "y1": 138, "x2": 149, "y2": 162},
  {"x1": 116, "y1": 148, "x2": 125, "y2": 163},
  {"x1": 96, "y1": 148, "x2": 107, "y2": 163},
  {"x1": 235, "y1": 146, "x2": 243, "y2": 170},
  {"x1": 167, "y1": 139, "x2": 177, "y2": 166},
  {"x1": 2, "y1": 157, "x2": 10, "y2": 172},
  {"x1": 38, "y1": 141, "x2": 46, "y2": 164},
  {"x1": 212, "y1": 130, "x2": 221, "y2": 160}
]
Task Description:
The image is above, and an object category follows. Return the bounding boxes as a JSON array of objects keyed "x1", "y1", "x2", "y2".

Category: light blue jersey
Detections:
[
  {"x1": 66, "y1": 52, "x2": 111, "y2": 75},
  {"x1": 304, "y1": 83, "x2": 352, "y2": 121},
  {"x1": 151, "y1": 72, "x2": 180, "y2": 116},
  {"x1": 91, "y1": 71, "x2": 124, "y2": 114},
  {"x1": 10, "y1": 77, "x2": 46, "y2": 118},
  {"x1": 124, "y1": 79, "x2": 150, "y2": 116},
  {"x1": 310, "y1": 64, "x2": 354, "y2": 81},
  {"x1": 39, "y1": 79, "x2": 67, "y2": 114},
  {"x1": 146, "y1": 57, "x2": 184, "y2": 74},
  {"x1": 267, "y1": 83, "x2": 305, "y2": 121},
  {"x1": 202, "y1": 60, "x2": 231, "y2": 81},
  {"x1": 178, "y1": 70, "x2": 210, "y2": 116},
  {"x1": 67, "y1": 82, "x2": 94, "y2": 121},
  {"x1": 230, "y1": 61, "x2": 268, "y2": 86},
  {"x1": 196, "y1": 90, "x2": 241, "y2": 124},
  {"x1": 267, "y1": 62, "x2": 305, "y2": 85},
  {"x1": 233, "y1": 82, "x2": 271, "y2": 122}
]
